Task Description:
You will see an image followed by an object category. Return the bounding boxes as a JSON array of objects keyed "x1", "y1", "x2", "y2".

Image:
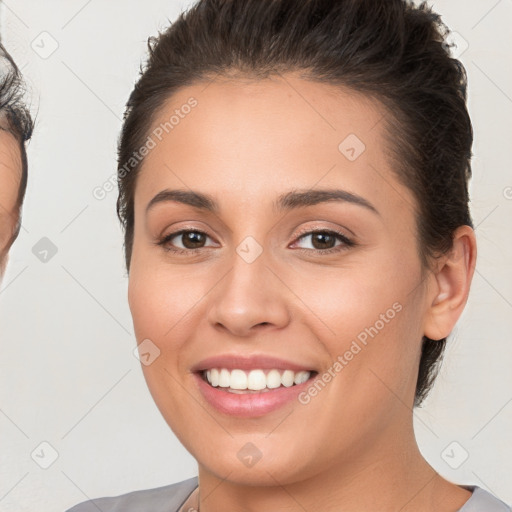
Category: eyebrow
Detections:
[{"x1": 146, "y1": 188, "x2": 379, "y2": 215}]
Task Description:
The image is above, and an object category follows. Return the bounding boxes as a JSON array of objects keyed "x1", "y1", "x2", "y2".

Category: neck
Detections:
[{"x1": 189, "y1": 418, "x2": 471, "y2": 512}]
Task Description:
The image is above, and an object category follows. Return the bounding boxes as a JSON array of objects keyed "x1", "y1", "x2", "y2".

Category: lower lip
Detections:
[{"x1": 193, "y1": 373, "x2": 315, "y2": 418}]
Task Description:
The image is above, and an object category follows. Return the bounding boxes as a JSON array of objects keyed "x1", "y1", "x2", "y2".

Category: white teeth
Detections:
[
  {"x1": 209, "y1": 369, "x2": 219, "y2": 387},
  {"x1": 294, "y1": 371, "x2": 310, "y2": 385},
  {"x1": 281, "y1": 370, "x2": 295, "y2": 387},
  {"x1": 203, "y1": 368, "x2": 312, "y2": 390},
  {"x1": 266, "y1": 369, "x2": 282, "y2": 389},
  {"x1": 230, "y1": 369, "x2": 247, "y2": 390},
  {"x1": 218, "y1": 368, "x2": 230, "y2": 388},
  {"x1": 247, "y1": 369, "x2": 267, "y2": 390}
]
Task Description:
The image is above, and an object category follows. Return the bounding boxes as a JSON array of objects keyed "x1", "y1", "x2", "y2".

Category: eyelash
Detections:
[{"x1": 156, "y1": 227, "x2": 356, "y2": 256}]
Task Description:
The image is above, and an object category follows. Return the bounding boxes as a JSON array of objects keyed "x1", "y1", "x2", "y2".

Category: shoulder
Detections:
[
  {"x1": 459, "y1": 485, "x2": 511, "y2": 512},
  {"x1": 65, "y1": 476, "x2": 198, "y2": 512}
]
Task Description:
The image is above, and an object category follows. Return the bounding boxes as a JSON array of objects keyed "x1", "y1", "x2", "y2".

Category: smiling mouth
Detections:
[{"x1": 200, "y1": 368, "x2": 318, "y2": 394}]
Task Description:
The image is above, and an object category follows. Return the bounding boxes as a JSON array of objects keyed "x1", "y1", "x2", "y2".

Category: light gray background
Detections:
[{"x1": 0, "y1": 1, "x2": 510, "y2": 511}]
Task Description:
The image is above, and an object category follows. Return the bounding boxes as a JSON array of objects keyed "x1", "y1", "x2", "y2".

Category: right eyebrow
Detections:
[{"x1": 146, "y1": 189, "x2": 218, "y2": 214}]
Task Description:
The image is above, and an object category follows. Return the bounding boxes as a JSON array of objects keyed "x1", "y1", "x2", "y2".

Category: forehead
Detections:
[
  {"x1": 135, "y1": 74, "x2": 414, "y2": 219},
  {"x1": 0, "y1": 129, "x2": 22, "y2": 256},
  {"x1": 0, "y1": 129, "x2": 22, "y2": 208}
]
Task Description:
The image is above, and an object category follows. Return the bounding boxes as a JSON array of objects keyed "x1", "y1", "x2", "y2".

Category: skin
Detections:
[
  {"x1": 0, "y1": 128, "x2": 23, "y2": 277},
  {"x1": 128, "y1": 73, "x2": 477, "y2": 511}
]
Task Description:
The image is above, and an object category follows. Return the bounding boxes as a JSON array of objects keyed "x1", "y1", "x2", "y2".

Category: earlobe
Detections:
[{"x1": 423, "y1": 225, "x2": 477, "y2": 341}]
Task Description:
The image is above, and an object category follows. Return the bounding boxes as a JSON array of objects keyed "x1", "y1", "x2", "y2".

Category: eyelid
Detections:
[
  {"x1": 157, "y1": 221, "x2": 217, "y2": 240},
  {"x1": 292, "y1": 224, "x2": 352, "y2": 240},
  {"x1": 289, "y1": 226, "x2": 355, "y2": 252},
  {"x1": 157, "y1": 225, "x2": 219, "y2": 248}
]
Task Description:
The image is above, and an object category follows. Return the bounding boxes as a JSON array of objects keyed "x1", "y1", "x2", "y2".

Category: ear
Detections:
[{"x1": 423, "y1": 225, "x2": 477, "y2": 341}]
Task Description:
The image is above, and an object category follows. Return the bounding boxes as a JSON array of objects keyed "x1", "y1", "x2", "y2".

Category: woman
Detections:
[
  {"x1": 68, "y1": 0, "x2": 510, "y2": 510},
  {"x1": 0, "y1": 43, "x2": 32, "y2": 277}
]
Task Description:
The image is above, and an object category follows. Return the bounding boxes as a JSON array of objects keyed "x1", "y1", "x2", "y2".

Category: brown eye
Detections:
[
  {"x1": 309, "y1": 232, "x2": 337, "y2": 250},
  {"x1": 157, "y1": 229, "x2": 217, "y2": 254},
  {"x1": 292, "y1": 229, "x2": 355, "y2": 255},
  {"x1": 179, "y1": 231, "x2": 207, "y2": 249}
]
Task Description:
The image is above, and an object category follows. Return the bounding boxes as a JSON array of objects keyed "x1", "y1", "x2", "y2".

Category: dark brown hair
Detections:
[
  {"x1": 117, "y1": 0, "x2": 473, "y2": 406},
  {"x1": 0, "y1": 42, "x2": 33, "y2": 245}
]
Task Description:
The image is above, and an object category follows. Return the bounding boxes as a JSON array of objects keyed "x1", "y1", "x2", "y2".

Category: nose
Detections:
[{"x1": 206, "y1": 247, "x2": 291, "y2": 337}]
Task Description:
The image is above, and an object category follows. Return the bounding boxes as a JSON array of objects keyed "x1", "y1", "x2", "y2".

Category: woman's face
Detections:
[
  {"x1": 128, "y1": 74, "x2": 435, "y2": 484},
  {"x1": 0, "y1": 129, "x2": 22, "y2": 275}
]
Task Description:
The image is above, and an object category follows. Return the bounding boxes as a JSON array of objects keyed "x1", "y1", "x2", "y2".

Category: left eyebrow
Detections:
[
  {"x1": 274, "y1": 188, "x2": 380, "y2": 215},
  {"x1": 145, "y1": 187, "x2": 379, "y2": 216}
]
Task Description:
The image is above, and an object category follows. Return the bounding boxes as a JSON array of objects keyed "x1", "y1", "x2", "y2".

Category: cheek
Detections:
[
  {"x1": 289, "y1": 250, "x2": 425, "y2": 405},
  {"x1": 128, "y1": 258, "x2": 208, "y2": 343},
  {"x1": 288, "y1": 249, "x2": 421, "y2": 342},
  {"x1": 127, "y1": 264, "x2": 201, "y2": 424}
]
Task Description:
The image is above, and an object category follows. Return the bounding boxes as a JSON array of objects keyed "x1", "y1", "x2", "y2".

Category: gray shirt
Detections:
[{"x1": 66, "y1": 477, "x2": 511, "y2": 511}]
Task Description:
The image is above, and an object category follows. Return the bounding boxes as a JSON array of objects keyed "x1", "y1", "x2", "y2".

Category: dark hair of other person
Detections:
[{"x1": 0, "y1": 41, "x2": 33, "y2": 247}]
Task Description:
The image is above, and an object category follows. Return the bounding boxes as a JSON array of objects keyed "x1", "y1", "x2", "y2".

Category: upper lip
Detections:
[{"x1": 191, "y1": 354, "x2": 317, "y2": 373}]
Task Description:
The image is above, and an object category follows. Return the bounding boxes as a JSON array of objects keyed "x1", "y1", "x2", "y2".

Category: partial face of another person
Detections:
[
  {"x1": 0, "y1": 128, "x2": 23, "y2": 277},
  {"x1": 127, "y1": 75, "x2": 452, "y2": 485}
]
